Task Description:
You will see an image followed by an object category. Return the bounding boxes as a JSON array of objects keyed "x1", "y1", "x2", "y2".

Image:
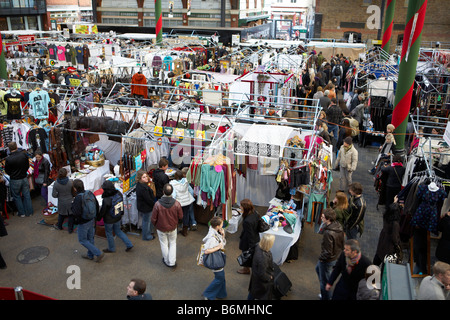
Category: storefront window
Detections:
[
  {"x1": 10, "y1": 16, "x2": 25, "y2": 30},
  {"x1": 27, "y1": 16, "x2": 38, "y2": 30}
]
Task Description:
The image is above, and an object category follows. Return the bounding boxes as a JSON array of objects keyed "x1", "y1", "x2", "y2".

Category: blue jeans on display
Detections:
[
  {"x1": 10, "y1": 178, "x2": 34, "y2": 217},
  {"x1": 141, "y1": 211, "x2": 154, "y2": 240},
  {"x1": 77, "y1": 219, "x2": 102, "y2": 258},
  {"x1": 203, "y1": 269, "x2": 227, "y2": 300},
  {"x1": 315, "y1": 259, "x2": 337, "y2": 300},
  {"x1": 104, "y1": 221, "x2": 133, "y2": 251},
  {"x1": 328, "y1": 124, "x2": 339, "y2": 140}
]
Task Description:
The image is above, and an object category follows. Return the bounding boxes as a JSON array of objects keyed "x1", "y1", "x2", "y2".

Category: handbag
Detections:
[
  {"x1": 237, "y1": 245, "x2": 256, "y2": 268},
  {"x1": 35, "y1": 173, "x2": 45, "y2": 185},
  {"x1": 203, "y1": 249, "x2": 226, "y2": 270},
  {"x1": 258, "y1": 217, "x2": 270, "y2": 232}
]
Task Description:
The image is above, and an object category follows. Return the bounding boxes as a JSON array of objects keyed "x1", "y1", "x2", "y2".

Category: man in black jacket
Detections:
[
  {"x1": 316, "y1": 208, "x2": 344, "y2": 300},
  {"x1": 326, "y1": 98, "x2": 343, "y2": 140},
  {"x1": 5, "y1": 142, "x2": 34, "y2": 217},
  {"x1": 346, "y1": 182, "x2": 366, "y2": 239},
  {"x1": 325, "y1": 239, "x2": 371, "y2": 300},
  {"x1": 153, "y1": 158, "x2": 170, "y2": 200}
]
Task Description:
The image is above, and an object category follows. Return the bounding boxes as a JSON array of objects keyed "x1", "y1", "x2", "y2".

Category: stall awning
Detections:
[{"x1": 239, "y1": 14, "x2": 270, "y2": 27}]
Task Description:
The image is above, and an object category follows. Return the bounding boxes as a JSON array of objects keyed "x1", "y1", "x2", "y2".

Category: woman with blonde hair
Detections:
[
  {"x1": 248, "y1": 234, "x2": 275, "y2": 300},
  {"x1": 332, "y1": 191, "x2": 349, "y2": 229}
]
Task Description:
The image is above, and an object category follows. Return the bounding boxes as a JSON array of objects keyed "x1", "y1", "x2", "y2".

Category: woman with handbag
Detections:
[
  {"x1": 238, "y1": 199, "x2": 261, "y2": 274},
  {"x1": 202, "y1": 216, "x2": 227, "y2": 300},
  {"x1": 248, "y1": 233, "x2": 275, "y2": 300},
  {"x1": 52, "y1": 168, "x2": 74, "y2": 233},
  {"x1": 33, "y1": 149, "x2": 51, "y2": 205}
]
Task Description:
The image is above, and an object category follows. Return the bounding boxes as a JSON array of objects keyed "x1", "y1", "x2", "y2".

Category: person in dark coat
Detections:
[
  {"x1": 136, "y1": 170, "x2": 155, "y2": 241},
  {"x1": 152, "y1": 158, "x2": 170, "y2": 200},
  {"x1": 127, "y1": 278, "x2": 152, "y2": 300},
  {"x1": 326, "y1": 239, "x2": 371, "y2": 300},
  {"x1": 238, "y1": 199, "x2": 261, "y2": 274},
  {"x1": 98, "y1": 180, "x2": 133, "y2": 253},
  {"x1": 52, "y1": 168, "x2": 74, "y2": 233},
  {"x1": 33, "y1": 149, "x2": 51, "y2": 205},
  {"x1": 316, "y1": 208, "x2": 345, "y2": 300},
  {"x1": 436, "y1": 210, "x2": 450, "y2": 264},
  {"x1": 380, "y1": 154, "x2": 406, "y2": 207},
  {"x1": 373, "y1": 200, "x2": 401, "y2": 266},
  {"x1": 0, "y1": 214, "x2": 7, "y2": 269},
  {"x1": 248, "y1": 234, "x2": 275, "y2": 300}
]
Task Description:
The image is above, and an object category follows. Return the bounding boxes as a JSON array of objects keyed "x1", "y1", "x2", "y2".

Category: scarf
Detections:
[
  {"x1": 391, "y1": 162, "x2": 403, "y2": 167},
  {"x1": 344, "y1": 144, "x2": 352, "y2": 153},
  {"x1": 346, "y1": 252, "x2": 361, "y2": 274},
  {"x1": 33, "y1": 158, "x2": 42, "y2": 179}
]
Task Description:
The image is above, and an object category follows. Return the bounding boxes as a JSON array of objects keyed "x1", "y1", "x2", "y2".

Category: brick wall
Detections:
[{"x1": 316, "y1": 0, "x2": 450, "y2": 47}]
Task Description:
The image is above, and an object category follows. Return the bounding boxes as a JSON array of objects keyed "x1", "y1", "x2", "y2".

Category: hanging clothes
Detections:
[
  {"x1": 4, "y1": 90, "x2": 24, "y2": 120},
  {"x1": 410, "y1": 183, "x2": 447, "y2": 234},
  {"x1": 29, "y1": 89, "x2": 50, "y2": 120},
  {"x1": 82, "y1": 45, "x2": 90, "y2": 70},
  {"x1": 28, "y1": 127, "x2": 48, "y2": 154}
]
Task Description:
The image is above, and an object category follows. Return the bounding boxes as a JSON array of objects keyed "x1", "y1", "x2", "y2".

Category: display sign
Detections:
[{"x1": 444, "y1": 121, "x2": 450, "y2": 146}]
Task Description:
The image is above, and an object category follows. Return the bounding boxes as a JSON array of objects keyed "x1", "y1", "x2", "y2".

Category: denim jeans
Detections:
[
  {"x1": 203, "y1": 269, "x2": 227, "y2": 300},
  {"x1": 140, "y1": 211, "x2": 154, "y2": 240},
  {"x1": 157, "y1": 228, "x2": 177, "y2": 266},
  {"x1": 346, "y1": 226, "x2": 359, "y2": 240},
  {"x1": 77, "y1": 219, "x2": 102, "y2": 258},
  {"x1": 328, "y1": 124, "x2": 339, "y2": 140},
  {"x1": 315, "y1": 260, "x2": 337, "y2": 300},
  {"x1": 105, "y1": 221, "x2": 133, "y2": 252},
  {"x1": 57, "y1": 214, "x2": 74, "y2": 233},
  {"x1": 182, "y1": 205, "x2": 190, "y2": 226},
  {"x1": 188, "y1": 203, "x2": 197, "y2": 226},
  {"x1": 9, "y1": 178, "x2": 34, "y2": 217}
]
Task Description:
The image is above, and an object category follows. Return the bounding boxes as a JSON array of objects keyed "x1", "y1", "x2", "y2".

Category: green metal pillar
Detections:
[
  {"x1": 155, "y1": 0, "x2": 163, "y2": 44},
  {"x1": 392, "y1": 0, "x2": 428, "y2": 152},
  {"x1": 381, "y1": 0, "x2": 396, "y2": 60}
]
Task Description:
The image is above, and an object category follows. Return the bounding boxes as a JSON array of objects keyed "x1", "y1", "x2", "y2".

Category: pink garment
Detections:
[
  {"x1": 303, "y1": 135, "x2": 324, "y2": 157},
  {"x1": 57, "y1": 46, "x2": 66, "y2": 61}
]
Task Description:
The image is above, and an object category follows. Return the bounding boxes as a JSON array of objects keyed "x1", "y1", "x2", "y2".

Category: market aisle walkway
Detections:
[{"x1": 0, "y1": 145, "x2": 384, "y2": 300}]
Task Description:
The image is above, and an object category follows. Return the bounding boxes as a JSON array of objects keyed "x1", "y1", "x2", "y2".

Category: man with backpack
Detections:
[
  {"x1": 332, "y1": 60, "x2": 343, "y2": 91},
  {"x1": 71, "y1": 179, "x2": 104, "y2": 262},
  {"x1": 98, "y1": 180, "x2": 133, "y2": 253}
]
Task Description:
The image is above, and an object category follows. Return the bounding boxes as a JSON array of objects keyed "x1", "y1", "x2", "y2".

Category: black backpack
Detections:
[{"x1": 333, "y1": 65, "x2": 342, "y2": 76}]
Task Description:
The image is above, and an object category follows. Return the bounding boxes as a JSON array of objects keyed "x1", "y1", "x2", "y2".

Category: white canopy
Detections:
[{"x1": 117, "y1": 33, "x2": 156, "y2": 40}]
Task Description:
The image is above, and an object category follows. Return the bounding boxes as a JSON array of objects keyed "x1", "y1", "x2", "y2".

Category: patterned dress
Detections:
[{"x1": 411, "y1": 184, "x2": 446, "y2": 234}]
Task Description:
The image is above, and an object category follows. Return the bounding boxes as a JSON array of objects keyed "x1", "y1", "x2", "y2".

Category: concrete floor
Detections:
[{"x1": 0, "y1": 145, "x2": 421, "y2": 301}]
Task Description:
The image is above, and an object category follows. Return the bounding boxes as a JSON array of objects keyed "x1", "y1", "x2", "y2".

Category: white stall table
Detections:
[
  {"x1": 260, "y1": 199, "x2": 302, "y2": 265},
  {"x1": 48, "y1": 160, "x2": 110, "y2": 205}
]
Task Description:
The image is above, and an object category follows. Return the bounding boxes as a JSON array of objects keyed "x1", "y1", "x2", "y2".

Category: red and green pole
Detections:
[
  {"x1": 381, "y1": 0, "x2": 396, "y2": 60},
  {"x1": 392, "y1": 0, "x2": 427, "y2": 152},
  {"x1": 0, "y1": 32, "x2": 7, "y2": 80},
  {"x1": 155, "y1": 0, "x2": 163, "y2": 44}
]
